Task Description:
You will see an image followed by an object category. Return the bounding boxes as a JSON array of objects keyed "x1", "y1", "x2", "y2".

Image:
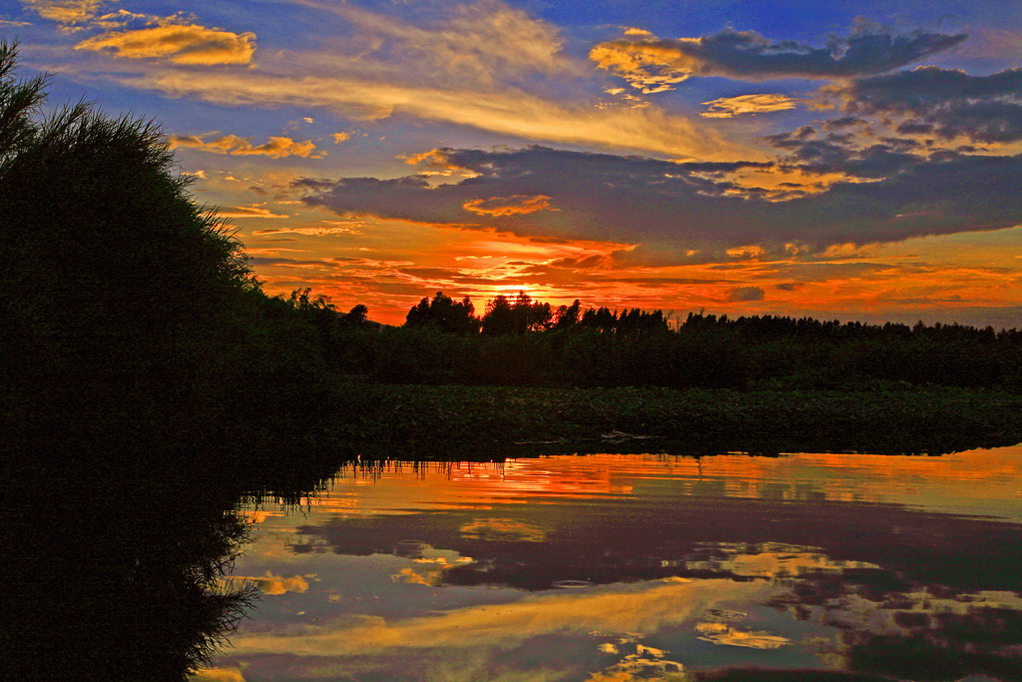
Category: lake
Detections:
[{"x1": 200, "y1": 446, "x2": 1022, "y2": 681}]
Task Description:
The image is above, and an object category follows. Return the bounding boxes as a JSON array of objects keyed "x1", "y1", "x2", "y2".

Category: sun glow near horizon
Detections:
[{"x1": 10, "y1": 0, "x2": 1022, "y2": 328}]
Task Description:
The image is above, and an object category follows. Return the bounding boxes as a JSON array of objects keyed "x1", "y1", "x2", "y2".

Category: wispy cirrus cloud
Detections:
[
  {"x1": 169, "y1": 133, "x2": 325, "y2": 159},
  {"x1": 19, "y1": 0, "x2": 106, "y2": 25},
  {"x1": 295, "y1": 0, "x2": 582, "y2": 83},
  {"x1": 251, "y1": 220, "x2": 365, "y2": 236},
  {"x1": 229, "y1": 577, "x2": 769, "y2": 656},
  {"x1": 127, "y1": 67, "x2": 735, "y2": 159},
  {"x1": 463, "y1": 194, "x2": 555, "y2": 217},
  {"x1": 701, "y1": 93, "x2": 800, "y2": 118},
  {"x1": 70, "y1": 0, "x2": 741, "y2": 160},
  {"x1": 219, "y1": 204, "x2": 290, "y2": 219},
  {"x1": 75, "y1": 17, "x2": 256, "y2": 64}
]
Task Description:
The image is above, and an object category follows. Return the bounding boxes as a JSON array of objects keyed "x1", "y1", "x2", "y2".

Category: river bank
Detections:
[{"x1": 346, "y1": 384, "x2": 1022, "y2": 458}]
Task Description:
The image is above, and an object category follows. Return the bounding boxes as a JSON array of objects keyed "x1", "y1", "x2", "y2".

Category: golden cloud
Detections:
[
  {"x1": 190, "y1": 667, "x2": 247, "y2": 682},
  {"x1": 463, "y1": 195, "x2": 556, "y2": 217},
  {"x1": 251, "y1": 220, "x2": 365, "y2": 236},
  {"x1": 694, "y1": 621, "x2": 790, "y2": 649},
  {"x1": 229, "y1": 577, "x2": 774, "y2": 656},
  {"x1": 390, "y1": 567, "x2": 437, "y2": 586},
  {"x1": 224, "y1": 571, "x2": 312, "y2": 596},
  {"x1": 219, "y1": 204, "x2": 290, "y2": 219},
  {"x1": 66, "y1": 0, "x2": 750, "y2": 160},
  {"x1": 591, "y1": 27, "x2": 965, "y2": 90},
  {"x1": 587, "y1": 642, "x2": 688, "y2": 681},
  {"x1": 20, "y1": 0, "x2": 105, "y2": 24},
  {"x1": 701, "y1": 93, "x2": 800, "y2": 118},
  {"x1": 300, "y1": 0, "x2": 580, "y2": 82},
  {"x1": 133, "y1": 68, "x2": 739, "y2": 159},
  {"x1": 75, "y1": 20, "x2": 256, "y2": 65},
  {"x1": 168, "y1": 133, "x2": 324, "y2": 159},
  {"x1": 588, "y1": 40, "x2": 694, "y2": 94}
]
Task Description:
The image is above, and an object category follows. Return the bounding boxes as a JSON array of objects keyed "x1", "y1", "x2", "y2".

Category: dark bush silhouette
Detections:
[
  {"x1": 0, "y1": 41, "x2": 366, "y2": 455},
  {"x1": 0, "y1": 43, "x2": 363, "y2": 679}
]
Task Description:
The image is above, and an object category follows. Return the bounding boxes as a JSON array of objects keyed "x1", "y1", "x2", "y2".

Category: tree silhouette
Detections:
[
  {"x1": 481, "y1": 291, "x2": 552, "y2": 335},
  {"x1": 481, "y1": 294, "x2": 515, "y2": 335},
  {"x1": 553, "y1": 299, "x2": 581, "y2": 329},
  {"x1": 344, "y1": 303, "x2": 370, "y2": 327},
  {"x1": 405, "y1": 291, "x2": 479, "y2": 334}
]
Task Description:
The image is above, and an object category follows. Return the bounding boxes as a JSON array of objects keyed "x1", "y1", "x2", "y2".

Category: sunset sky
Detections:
[{"x1": 6, "y1": 0, "x2": 1022, "y2": 326}]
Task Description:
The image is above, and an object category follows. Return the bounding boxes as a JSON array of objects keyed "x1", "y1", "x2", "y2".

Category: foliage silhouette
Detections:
[
  {"x1": 406, "y1": 291, "x2": 479, "y2": 334},
  {"x1": 322, "y1": 292, "x2": 1022, "y2": 391},
  {"x1": 0, "y1": 43, "x2": 366, "y2": 680}
]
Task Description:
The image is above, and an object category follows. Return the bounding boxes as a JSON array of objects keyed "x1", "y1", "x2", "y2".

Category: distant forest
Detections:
[{"x1": 302, "y1": 290, "x2": 1022, "y2": 391}]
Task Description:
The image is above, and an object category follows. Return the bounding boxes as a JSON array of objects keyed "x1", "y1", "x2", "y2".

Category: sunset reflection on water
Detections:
[{"x1": 202, "y1": 446, "x2": 1022, "y2": 681}]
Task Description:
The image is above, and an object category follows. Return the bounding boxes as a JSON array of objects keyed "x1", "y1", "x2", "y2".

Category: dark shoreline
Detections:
[{"x1": 344, "y1": 384, "x2": 1022, "y2": 459}]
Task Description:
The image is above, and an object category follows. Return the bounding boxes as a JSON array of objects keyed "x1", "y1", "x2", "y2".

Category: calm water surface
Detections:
[{"x1": 202, "y1": 446, "x2": 1022, "y2": 681}]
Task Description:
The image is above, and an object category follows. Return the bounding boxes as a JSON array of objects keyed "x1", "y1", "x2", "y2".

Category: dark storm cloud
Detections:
[
  {"x1": 299, "y1": 146, "x2": 1022, "y2": 261},
  {"x1": 838, "y1": 66, "x2": 1022, "y2": 143}
]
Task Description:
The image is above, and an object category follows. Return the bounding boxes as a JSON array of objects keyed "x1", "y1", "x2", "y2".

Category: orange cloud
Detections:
[
  {"x1": 75, "y1": 20, "x2": 256, "y2": 64},
  {"x1": 121, "y1": 69, "x2": 742, "y2": 159},
  {"x1": 701, "y1": 93, "x2": 800, "y2": 118},
  {"x1": 463, "y1": 194, "x2": 556, "y2": 217},
  {"x1": 229, "y1": 577, "x2": 773, "y2": 656},
  {"x1": 168, "y1": 133, "x2": 324, "y2": 159},
  {"x1": 190, "y1": 668, "x2": 246, "y2": 682},
  {"x1": 224, "y1": 571, "x2": 312, "y2": 595},
  {"x1": 590, "y1": 26, "x2": 965, "y2": 90},
  {"x1": 694, "y1": 621, "x2": 790, "y2": 649},
  {"x1": 219, "y1": 204, "x2": 290, "y2": 219},
  {"x1": 251, "y1": 220, "x2": 365, "y2": 237},
  {"x1": 298, "y1": 0, "x2": 579, "y2": 82},
  {"x1": 589, "y1": 39, "x2": 697, "y2": 94},
  {"x1": 21, "y1": 0, "x2": 105, "y2": 24}
]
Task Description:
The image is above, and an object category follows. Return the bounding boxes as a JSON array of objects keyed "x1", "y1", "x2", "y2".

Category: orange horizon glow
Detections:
[
  {"x1": 243, "y1": 218, "x2": 1022, "y2": 327},
  {"x1": 15, "y1": 0, "x2": 1022, "y2": 330}
]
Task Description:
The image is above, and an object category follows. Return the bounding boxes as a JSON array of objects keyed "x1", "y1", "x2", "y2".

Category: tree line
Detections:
[
  {"x1": 296, "y1": 290, "x2": 1022, "y2": 391},
  {"x1": 405, "y1": 290, "x2": 669, "y2": 335}
]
